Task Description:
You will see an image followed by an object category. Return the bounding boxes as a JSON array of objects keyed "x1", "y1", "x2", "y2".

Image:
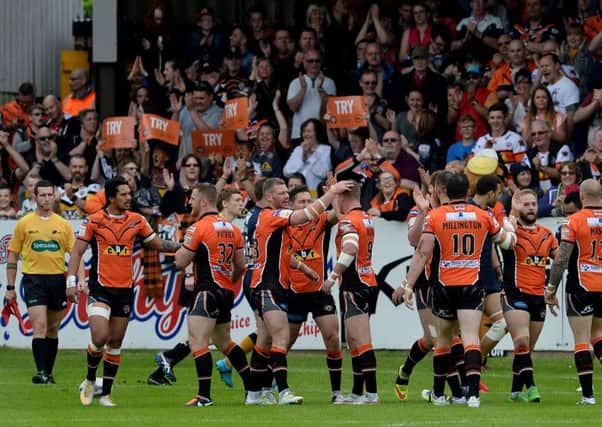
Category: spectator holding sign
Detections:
[{"x1": 173, "y1": 82, "x2": 223, "y2": 158}]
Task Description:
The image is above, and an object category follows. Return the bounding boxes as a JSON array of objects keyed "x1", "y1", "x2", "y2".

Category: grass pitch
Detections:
[{"x1": 0, "y1": 348, "x2": 595, "y2": 426}]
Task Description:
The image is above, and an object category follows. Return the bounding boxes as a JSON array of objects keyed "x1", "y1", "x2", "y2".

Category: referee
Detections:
[{"x1": 4, "y1": 180, "x2": 75, "y2": 384}]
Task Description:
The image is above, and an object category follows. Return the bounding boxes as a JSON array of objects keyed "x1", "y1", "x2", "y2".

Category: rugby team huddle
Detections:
[{"x1": 5, "y1": 169, "x2": 602, "y2": 408}]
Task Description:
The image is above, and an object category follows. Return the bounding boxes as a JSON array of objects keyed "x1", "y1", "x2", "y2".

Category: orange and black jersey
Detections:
[
  {"x1": 336, "y1": 208, "x2": 377, "y2": 289},
  {"x1": 183, "y1": 213, "x2": 244, "y2": 293},
  {"x1": 76, "y1": 210, "x2": 155, "y2": 288},
  {"x1": 250, "y1": 207, "x2": 294, "y2": 290},
  {"x1": 407, "y1": 205, "x2": 433, "y2": 287},
  {"x1": 283, "y1": 212, "x2": 334, "y2": 293},
  {"x1": 501, "y1": 224, "x2": 558, "y2": 296},
  {"x1": 424, "y1": 203, "x2": 501, "y2": 287},
  {"x1": 561, "y1": 208, "x2": 602, "y2": 293}
]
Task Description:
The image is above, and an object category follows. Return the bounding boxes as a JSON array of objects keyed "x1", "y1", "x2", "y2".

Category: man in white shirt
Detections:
[
  {"x1": 539, "y1": 53, "x2": 580, "y2": 135},
  {"x1": 286, "y1": 49, "x2": 336, "y2": 141}
]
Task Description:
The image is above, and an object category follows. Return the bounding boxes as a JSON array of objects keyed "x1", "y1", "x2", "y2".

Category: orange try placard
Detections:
[
  {"x1": 191, "y1": 129, "x2": 236, "y2": 157},
  {"x1": 222, "y1": 97, "x2": 249, "y2": 130},
  {"x1": 326, "y1": 96, "x2": 367, "y2": 129},
  {"x1": 101, "y1": 116, "x2": 136, "y2": 150},
  {"x1": 139, "y1": 114, "x2": 180, "y2": 146}
]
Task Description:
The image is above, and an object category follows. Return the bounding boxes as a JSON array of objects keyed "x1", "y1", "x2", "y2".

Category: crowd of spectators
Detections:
[{"x1": 1, "y1": 0, "x2": 602, "y2": 225}]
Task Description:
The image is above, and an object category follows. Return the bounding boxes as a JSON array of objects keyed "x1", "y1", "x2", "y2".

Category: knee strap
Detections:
[{"x1": 485, "y1": 318, "x2": 507, "y2": 341}]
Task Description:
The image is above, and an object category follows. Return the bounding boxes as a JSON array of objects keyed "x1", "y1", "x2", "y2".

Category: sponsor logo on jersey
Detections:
[
  {"x1": 103, "y1": 244, "x2": 131, "y2": 256},
  {"x1": 441, "y1": 260, "x2": 479, "y2": 268},
  {"x1": 31, "y1": 240, "x2": 60, "y2": 252}
]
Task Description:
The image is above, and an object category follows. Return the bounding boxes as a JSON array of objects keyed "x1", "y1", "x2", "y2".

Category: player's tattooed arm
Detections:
[
  {"x1": 158, "y1": 240, "x2": 181, "y2": 253},
  {"x1": 548, "y1": 241, "x2": 574, "y2": 289}
]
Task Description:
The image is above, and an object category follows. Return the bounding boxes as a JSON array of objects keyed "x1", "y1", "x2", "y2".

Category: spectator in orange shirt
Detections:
[
  {"x1": 63, "y1": 69, "x2": 96, "y2": 119},
  {"x1": 0, "y1": 82, "x2": 35, "y2": 131}
]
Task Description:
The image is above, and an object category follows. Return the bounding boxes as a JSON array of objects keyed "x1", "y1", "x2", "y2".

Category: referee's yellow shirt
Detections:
[{"x1": 8, "y1": 212, "x2": 75, "y2": 274}]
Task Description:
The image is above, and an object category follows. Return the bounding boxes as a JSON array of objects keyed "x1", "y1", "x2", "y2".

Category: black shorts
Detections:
[
  {"x1": 287, "y1": 290, "x2": 337, "y2": 324},
  {"x1": 250, "y1": 288, "x2": 288, "y2": 318},
  {"x1": 341, "y1": 287, "x2": 378, "y2": 320},
  {"x1": 501, "y1": 289, "x2": 546, "y2": 322},
  {"x1": 566, "y1": 288, "x2": 602, "y2": 317},
  {"x1": 243, "y1": 270, "x2": 254, "y2": 309},
  {"x1": 415, "y1": 286, "x2": 432, "y2": 311},
  {"x1": 22, "y1": 274, "x2": 67, "y2": 310},
  {"x1": 190, "y1": 287, "x2": 235, "y2": 324},
  {"x1": 88, "y1": 284, "x2": 133, "y2": 318},
  {"x1": 483, "y1": 270, "x2": 502, "y2": 295},
  {"x1": 431, "y1": 282, "x2": 484, "y2": 320}
]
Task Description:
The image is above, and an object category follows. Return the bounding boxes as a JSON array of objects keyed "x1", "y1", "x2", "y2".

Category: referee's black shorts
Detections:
[{"x1": 22, "y1": 274, "x2": 67, "y2": 310}]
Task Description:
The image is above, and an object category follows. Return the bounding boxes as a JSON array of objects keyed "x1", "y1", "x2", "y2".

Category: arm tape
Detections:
[
  {"x1": 6, "y1": 262, "x2": 17, "y2": 269},
  {"x1": 341, "y1": 233, "x2": 359, "y2": 249},
  {"x1": 336, "y1": 251, "x2": 355, "y2": 267},
  {"x1": 495, "y1": 230, "x2": 514, "y2": 250}
]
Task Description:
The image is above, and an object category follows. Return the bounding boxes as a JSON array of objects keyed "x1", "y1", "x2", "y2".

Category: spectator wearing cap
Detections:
[
  {"x1": 527, "y1": 119, "x2": 573, "y2": 193},
  {"x1": 367, "y1": 161, "x2": 413, "y2": 222},
  {"x1": 398, "y1": 2, "x2": 433, "y2": 62},
  {"x1": 509, "y1": 162, "x2": 541, "y2": 208},
  {"x1": 538, "y1": 160, "x2": 581, "y2": 217},
  {"x1": 454, "y1": 64, "x2": 490, "y2": 140},
  {"x1": 286, "y1": 49, "x2": 336, "y2": 141},
  {"x1": 172, "y1": 82, "x2": 223, "y2": 158},
  {"x1": 186, "y1": 7, "x2": 224, "y2": 65},
  {"x1": 215, "y1": 46, "x2": 251, "y2": 106},
  {"x1": 487, "y1": 39, "x2": 535, "y2": 97},
  {"x1": 385, "y1": 46, "x2": 447, "y2": 122},
  {"x1": 283, "y1": 118, "x2": 332, "y2": 194},
  {"x1": 452, "y1": 0, "x2": 504, "y2": 64}
]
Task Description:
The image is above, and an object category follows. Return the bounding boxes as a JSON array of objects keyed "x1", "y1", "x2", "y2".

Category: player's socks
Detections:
[
  {"x1": 350, "y1": 350, "x2": 364, "y2": 396},
  {"x1": 239, "y1": 333, "x2": 257, "y2": 353},
  {"x1": 86, "y1": 343, "x2": 103, "y2": 382},
  {"x1": 464, "y1": 345, "x2": 482, "y2": 399},
  {"x1": 400, "y1": 338, "x2": 430, "y2": 380},
  {"x1": 451, "y1": 338, "x2": 466, "y2": 387},
  {"x1": 511, "y1": 356, "x2": 522, "y2": 393},
  {"x1": 193, "y1": 347, "x2": 212, "y2": 400},
  {"x1": 270, "y1": 346, "x2": 289, "y2": 392},
  {"x1": 250, "y1": 345, "x2": 270, "y2": 392},
  {"x1": 357, "y1": 345, "x2": 377, "y2": 394},
  {"x1": 514, "y1": 345, "x2": 535, "y2": 388},
  {"x1": 163, "y1": 342, "x2": 190, "y2": 366},
  {"x1": 593, "y1": 336, "x2": 602, "y2": 363},
  {"x1": 223, "y1": 341, "x2": 252, "y2": 390},
  {"x1": 32, "y1": 337, "x2": 48, "y2": 374},
  {"x1": 433, "y1": 347, "x2": 451, "y2": 398},
  {"x1": 102, "y1": 348, "x2": 121, "y2": 396},
  {"x1": 326, "y1": 350, "x2": 343, "y2": 392},
  {"x1": 45, "y1": 337, "x2": 58, "y2": 375},
  {"x1": 446, "y1": 368, "x2": 464, "y2": 397},
  {"x1": 575, "y1": 343, "x2": 594, "y2": 398}
]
